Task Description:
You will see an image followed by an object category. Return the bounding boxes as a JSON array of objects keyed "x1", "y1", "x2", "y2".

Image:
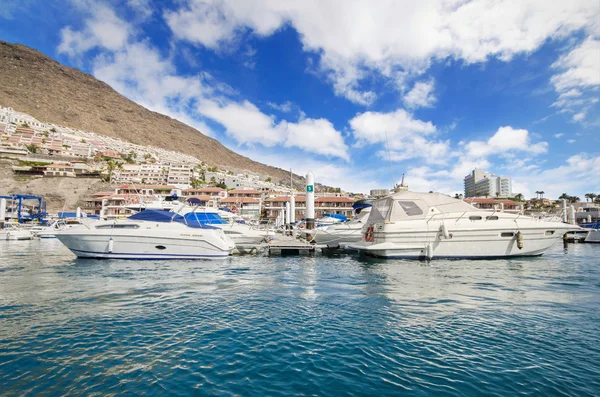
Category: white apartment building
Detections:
[
  {"x1": 464, "y1": 169, "x2": 512, "y2": 198},
  {"x1": 110, "y1": 163, "x2": 194, "y2": 187},
  {"x1": 167, "y1": 164, "x2": 193, "y2": 187}
]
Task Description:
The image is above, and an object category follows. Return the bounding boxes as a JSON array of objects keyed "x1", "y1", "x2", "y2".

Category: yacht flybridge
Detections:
[{"x1": 352, "y1": 190, "x2": 579, "y2": 259}]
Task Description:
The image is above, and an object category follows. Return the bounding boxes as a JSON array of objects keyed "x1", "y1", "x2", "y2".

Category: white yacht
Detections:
[
  {"x1": 352, "y1": 190, "x2": 578, "y2": 259},
  {"x1": 54, "y1": 210, "x2": 235, "y2": 259},
  {"x1": 307, "y1": 199, "x2": 373, "y2": 248}
]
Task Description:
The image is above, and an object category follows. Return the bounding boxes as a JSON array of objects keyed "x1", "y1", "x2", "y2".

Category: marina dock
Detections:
[{"x1": 267, "y1": 238, "x2": 323, "y2": 256}]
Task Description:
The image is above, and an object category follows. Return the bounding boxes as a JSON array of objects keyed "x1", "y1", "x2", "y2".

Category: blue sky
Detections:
[{"x1": 1, "y1": 0, "x2": 599, "y2": 198}]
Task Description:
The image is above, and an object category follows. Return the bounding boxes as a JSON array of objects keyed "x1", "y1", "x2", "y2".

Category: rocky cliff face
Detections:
[{"x1": 0, "y1": 41, "x2": 301, "y2": 184}]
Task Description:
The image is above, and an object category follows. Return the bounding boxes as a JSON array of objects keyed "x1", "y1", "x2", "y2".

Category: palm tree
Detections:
[
  {"x1": 514, "y1": 193, "x2": 524, "y2": 201},
  {"x1": 106, "y1": 160, "x2": 116, "y2": 184},
  {"x1": 559, "y1": 193, "x2": 569, "y2": 200},
  {"x1": 585, "y1": 193, "x2": 597, "y2": 202},
  {"x1": 539, "y1": 191, "x2": 545, "y2": 199},
  {"x1": 569, "y1": 196, "x2": 580, "y2": 203}
]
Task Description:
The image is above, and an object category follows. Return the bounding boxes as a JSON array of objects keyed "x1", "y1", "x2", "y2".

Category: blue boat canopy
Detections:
[
  {"x1": 129, "y1": 209, "x2": 183, "y2": 223},
  {"x1": 57, "y1": 212, "x2": 81, "y2": 219},
  {"x1": 322, "y1": 213, "x2": 347, "y2": 221},
  {"x1": 127, "y1": 209, "x2": 221, "y2": 229},
  {"x1": 183, "y1": 212, "x2": 228, "y2": 225},
  {"x1": 353, "y1": 199, "x2": 374, "y2": 210}
]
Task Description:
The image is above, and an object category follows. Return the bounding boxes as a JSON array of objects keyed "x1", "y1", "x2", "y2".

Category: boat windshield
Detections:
[{"x1": 367, "y1": 198, "x2": 393, "y2": 223}]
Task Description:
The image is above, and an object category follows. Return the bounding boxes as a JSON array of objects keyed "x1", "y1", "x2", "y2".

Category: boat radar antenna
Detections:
[
  {"x1": 393, "y1": 173, "x2": 409, "y2": 193},
  {"x1": 383, "y1": 130, "x2": 396, "y2": 189}
]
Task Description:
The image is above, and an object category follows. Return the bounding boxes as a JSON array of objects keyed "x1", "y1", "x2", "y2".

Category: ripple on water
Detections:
[{"x1": 0, "y1": 241, "x2": 599, "y2": 396}]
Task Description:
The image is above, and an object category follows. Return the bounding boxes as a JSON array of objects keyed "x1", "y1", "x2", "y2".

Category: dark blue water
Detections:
[{"x1": 1, "y1": 240, "x2": 599, "y2": 396}]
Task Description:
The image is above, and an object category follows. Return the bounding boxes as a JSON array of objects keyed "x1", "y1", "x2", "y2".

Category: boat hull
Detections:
[
  {"x1": 584, "y1": 230, "x2": 600, "y2": 243},
  {"x1": 57, "y1": 233, "x2": 232, "y2": 259},
  {"x1": 356, "y1": 225, "x2": 572, "y2": 259},
  {"x1": 309, "y1": 225, "x2": 364, "y2": 248}
]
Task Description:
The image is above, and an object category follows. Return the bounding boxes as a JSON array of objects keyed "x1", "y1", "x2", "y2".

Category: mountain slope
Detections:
[{"x1": 0, "y1": 41, "x2": 300, "y2": 183}]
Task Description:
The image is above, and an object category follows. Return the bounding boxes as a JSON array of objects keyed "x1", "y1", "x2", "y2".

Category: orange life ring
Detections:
[
  {"x1": 365, "y1": 225, "x2": 374, "y2": 242},
  {"x1": 230, "y1": 205, "x2": 238, "y2": 213}
]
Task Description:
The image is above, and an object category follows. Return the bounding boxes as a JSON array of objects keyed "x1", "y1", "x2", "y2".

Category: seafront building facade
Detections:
[{"x1": 464, "y1": 169, "x2": 513, "y2": 198}]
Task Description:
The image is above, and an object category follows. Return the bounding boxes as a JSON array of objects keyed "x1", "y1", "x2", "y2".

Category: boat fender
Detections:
[
  {"x1": 516, "y1": 232, "x2": 524, "y2": 250},
  {"x1": 5, "y1": 231, "x2": 9, "y2": 240},
  {"x1": 108, "y1": 237, "x2": 114, "y2": 253},
  {"x1": 365, "y1": 225, "x2": 374, "y2": 242},
  {"x1": 425, "y1": 243, "x2": 433, "y2": 259},
  {"x1": 440, "y1": 223, "x2": 450, "y2": 239}
]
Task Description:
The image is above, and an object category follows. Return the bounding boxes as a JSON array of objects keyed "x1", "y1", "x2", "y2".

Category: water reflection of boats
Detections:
[{"x1": 353, "y1": 190, "x2": 578, "y2": 259}]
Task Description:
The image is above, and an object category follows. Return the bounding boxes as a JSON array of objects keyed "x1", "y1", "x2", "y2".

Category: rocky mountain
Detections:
[{"x1": 0, "y1": 41, "x2": 303, "y2": 185}]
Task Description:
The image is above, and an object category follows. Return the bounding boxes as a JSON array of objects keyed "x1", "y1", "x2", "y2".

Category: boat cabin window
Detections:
[
  {"x1": 545, "y1": 230, "x2": 555, "y2": 236},
  {"x1": 501, "y1": 232, "x2": 514, "y2": 237},
  {"x1": 397, "y1": 201, "x2": 423, "y2": 216},
  {"x1": 469, "y1": 216, "x2": 482, "y2": 221},
  {"x1": 95, "y1": 224, "x2": 140, "y2": 229},
  {"x1": 486, "y1": 216, "x2": 499, "y2": 220}
]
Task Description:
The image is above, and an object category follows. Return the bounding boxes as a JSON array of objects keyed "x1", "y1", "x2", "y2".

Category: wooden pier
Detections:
[{"x1": 267, "y1": 239, "x2": 322, "y2": 256}]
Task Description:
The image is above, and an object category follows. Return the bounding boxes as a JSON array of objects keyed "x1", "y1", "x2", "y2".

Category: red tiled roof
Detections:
[
  {"x1": 315, "y1": 196, "x2": 354, "y2": 203},
  {"x1": 219, "y1": 197, "x2": 260, "y2": 204},
  {"x1": 183, "y1": 187, "x2": 224, "y2": 193},
  {"x1": 186, "y1": 195, "x2": 213, "y2": 201},
  {"x1": 266, "y1": 196, "x2": 306, "y2": 202},
  {"x1": 228, "y1": 189, "x2": 260, "y2": 194},
  {"x1": 119, "y1": 185, "x2": 175, "y2": 189}
]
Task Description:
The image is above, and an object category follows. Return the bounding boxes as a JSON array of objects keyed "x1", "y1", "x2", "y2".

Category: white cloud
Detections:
[
  {"x1": 164, "y1": 0, "x2": 599, "y2": 104},
  {"x1": 403, "y1": 79, "x2": 436, "y2": 109},
  {"x1": 198, "y1": 99, "x2": 283, "y2": 145},
  {"x1": 512, "y1": 153, "x2": 600, "y2": 199},
  {"x1": 465, "y1": 126, "x2": 548, "y2": 158},
  {"x1": 127, "y1": 0, "x2": 154, "y2": 20},
  {"x1": 198, "y1": 99, "x2": 349, "y2": 159},
  {"x1": 91, "y1": 41, "x2": 215, "y2": 136},
  {"x1": 551, "y1": 38, "x2": 600, "y2": 92},
  {"x1": 568, "y1": 139, "x2": 576, "y2": 143},
  {"x1": 235, "y1": 148, "x2": 380, "y2": 193},
  {"x1": 284, "y1": 118, "x2": 349, "y2": 161},
  {"x1": 57, "y1": 3, "x2": 349, "y2": 159},
  {"x1": 58, "y1": 5, "x2": 130, "y2": 57},
  {"x1": 350, "y1": 108, "x2": 436, "y2": 144},
  {"x1": 399, "y1": 152, "x2": 600, "y2": 200},
  {"x1": 267, "y1": 101, "x2": 294, "y2": 112},
  {"x1": 554, "y1": 133, "x2": 564, "y2": 138},
  {"x1": 550, "y1": 38, "x2": 600, "y2": 123},
  {"x1": 349, "y1": 108, "x2": 447, "y2": 163}
]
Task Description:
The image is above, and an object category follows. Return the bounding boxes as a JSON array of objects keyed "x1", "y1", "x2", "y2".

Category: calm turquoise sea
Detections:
[{"x1": 1, "y1": 239, "x2": 599, "y2": 396}]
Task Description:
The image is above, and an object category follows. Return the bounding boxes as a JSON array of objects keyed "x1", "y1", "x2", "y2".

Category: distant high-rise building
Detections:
[{"x1": 464, "y1": 169, "x2": 512, "y2": 198}]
